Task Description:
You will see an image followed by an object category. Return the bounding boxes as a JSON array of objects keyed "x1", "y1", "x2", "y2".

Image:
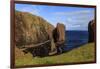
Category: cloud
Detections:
[
  {"x1": 54, "y1": 10, "x2": 94, "y2": 16},
  {"x1": 15, "y1": 4, "x2": 94, "y2": 30},
  {"x1": 66, "y1": 23, "x2": 88, "y2": 30},
  {"x1": 23, "y1": 8, "x2": 38, "y2": 14},
  {"x1": 53, "y1": 9, "x2": 94, "y2": 23},
  {"x1": 69, "y1": 24, "x2": 81, "y2": 27},
  {"x1": 52, "y1": 9, "x2": 93, "y2": 30},
  {"x1": 67, "y1": 18, "x2": 72, "y2": 22},
  {"x1": 52, "y1": 9, "x2": 94, "y2": 30},
  {"x1": 16, "y1": 5, "x2": 40, "y2": 16},
  {"x1": 54, "y1": 9, "x2": 94, "y2": 21},
  {"x1": 66, "y1": 17, "x2": 90, "y2": 23}
]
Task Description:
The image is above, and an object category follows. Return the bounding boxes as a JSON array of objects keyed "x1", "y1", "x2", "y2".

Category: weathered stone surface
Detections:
[
  {"x1": 52, "y1": 23, "x2": 65, "y2": 54},
  {"x1": 15, "y1": 11, "x2": 53, "y2": 46},
  {"x1": 15, "y1": 11, "x2": 57, "y2": 56},
  {"x1": 53, "y1": 23, "x2": 65, "y2": 46},
  {"x1": 88, "y1": 20, "x2": 96, "y2": 42}
]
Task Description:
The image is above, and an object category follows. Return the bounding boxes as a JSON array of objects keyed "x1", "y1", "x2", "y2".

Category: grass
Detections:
[{"x1": 15, "y1": 43, "x2": 95, "y2": 67}]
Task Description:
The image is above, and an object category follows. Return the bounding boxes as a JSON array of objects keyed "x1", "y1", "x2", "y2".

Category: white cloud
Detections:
[
  {"x1": 54, "y1": 10, "x2": 94, "y2": 16},
  {"x1": 69, "y1": 25, "x2": 81, "y2": 27},
  {"x1": 54, "y1": 9, "x2": 94, "y2": 23},
  {"x1": 16, "y1": 6, "x2": 40, "y2": 15},
  {"x1": 67, "y1": 17, "x2": 89, "y2": 23},
  {"x1": 52, "y1": 9, "x2": 94, "y2": 30},
  {"x1": 67, "y1": 18, "x2": 73, "y2": 22}
]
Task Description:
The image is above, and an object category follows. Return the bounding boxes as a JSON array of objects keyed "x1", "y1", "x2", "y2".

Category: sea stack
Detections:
[
  {"x1": 53, "y1": 23, "x2": 65, "y2": 53},
  {"x1": 88, "y1": 20, "x2": 96, "y2": 42}
]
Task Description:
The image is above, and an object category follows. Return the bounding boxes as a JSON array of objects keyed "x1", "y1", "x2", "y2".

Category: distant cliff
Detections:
[{"x1": 88, "y1": 20, "x2": 95, "y2": 42}]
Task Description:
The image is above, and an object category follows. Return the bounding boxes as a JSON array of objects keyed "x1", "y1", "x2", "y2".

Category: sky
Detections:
[{"x1": 15, "y1": 3, "x2": 95, "y2": 31}]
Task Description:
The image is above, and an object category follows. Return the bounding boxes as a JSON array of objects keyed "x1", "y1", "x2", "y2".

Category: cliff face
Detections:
[
  {"x1": 15, "y1": 11, "x2": 57, "y2": 56},
  {"x1": 88, "y1": 20, "x2": 95, "y2": 42},
  {"x1": 15, "y1": 11, "x2": 65, "y2": 56},
  {"x1": 15, "y1": 11, "x2": 54, "y2": 46},
  {"x1": 53, "y1": 23, "x2": 65, "y2": 46}
]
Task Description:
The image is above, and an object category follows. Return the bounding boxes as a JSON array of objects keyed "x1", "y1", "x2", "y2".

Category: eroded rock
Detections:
[
  {"x1": 15, "y1": 11, "x2": 57, "y2": 56},
  {"x1": 88, "y1": 20, "x2": 96, "y2": 42},
  {"x1": 53, "y1": 23, "x2": 65, "y2": 53},
  {"x1": 53, "y1": 23, "x2": 65, "y2": 46}
]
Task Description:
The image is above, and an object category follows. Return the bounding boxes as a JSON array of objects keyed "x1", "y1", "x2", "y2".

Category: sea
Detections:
[{"x1": 63, "y1": 31, "x2": 89, "y2": 51}]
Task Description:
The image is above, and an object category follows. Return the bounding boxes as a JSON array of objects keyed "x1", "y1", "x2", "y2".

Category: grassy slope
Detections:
[{"x1": 15, "y1": 43, "x2": 95, "y2": 66}]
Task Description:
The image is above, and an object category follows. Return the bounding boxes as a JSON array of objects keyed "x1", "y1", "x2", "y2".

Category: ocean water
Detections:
[{"x1": 63, "y1": 31, "x2": 88, "y2": 51}]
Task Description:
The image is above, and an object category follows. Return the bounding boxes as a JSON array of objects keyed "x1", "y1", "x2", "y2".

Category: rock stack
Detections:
[
  {"x1": 52, "y1": 23, "x2": 65, "y2": 53},
  {"x1": 53, "y1": 23, "x2": 65, "y2": 46},
  {"x1": 88, "y1": 20, "x2": 96, "y2": 42}
]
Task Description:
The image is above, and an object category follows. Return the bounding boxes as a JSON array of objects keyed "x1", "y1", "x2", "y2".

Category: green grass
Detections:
[{"x1": 15, "y1": 43, "x2": 95, "y2": 66}]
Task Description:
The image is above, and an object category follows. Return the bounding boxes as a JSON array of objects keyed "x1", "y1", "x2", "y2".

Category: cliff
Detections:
[
  {"x1": 15, "y1": 11, "x2": 65, "y2": 56},
  {"x1": 88, "y1": 20, "x2": 95, "y2": 42},
  {"x1": 15, "y1": 11, "x2": 57, "y2": 56},
  {"x1": 15, "y1": 11, "x2": 54, "y2": 46}
]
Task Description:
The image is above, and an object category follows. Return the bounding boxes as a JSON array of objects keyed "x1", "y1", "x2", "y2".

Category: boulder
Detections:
[{"x1": 88, "y1": 20, "x2": 96, "y2": 42}]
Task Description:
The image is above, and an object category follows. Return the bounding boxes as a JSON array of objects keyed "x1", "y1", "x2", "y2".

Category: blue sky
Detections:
[{"x1": 15, "y1": 3, "x2": 95, "y2": 31}]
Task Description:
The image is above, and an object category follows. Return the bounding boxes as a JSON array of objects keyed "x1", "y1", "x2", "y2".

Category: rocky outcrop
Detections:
[
  {"x1": 53, "y1": 23, "x2": 65, "y2": 46},
  {"x1": 53, "y1": 23, "x2": 65, "y2": 53},
  {"x1": 15, "y1": 11, "x2": 65, "y2": 57},
  {"x1": 15, "y1": 11, "x2": 53, "y2": 46},
  {"x1": 88, "y1": 20, "x2": 96, "y2": 42},
  {"x1": 15, "y1": 11, "x2": 57, "y2": 56}
]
